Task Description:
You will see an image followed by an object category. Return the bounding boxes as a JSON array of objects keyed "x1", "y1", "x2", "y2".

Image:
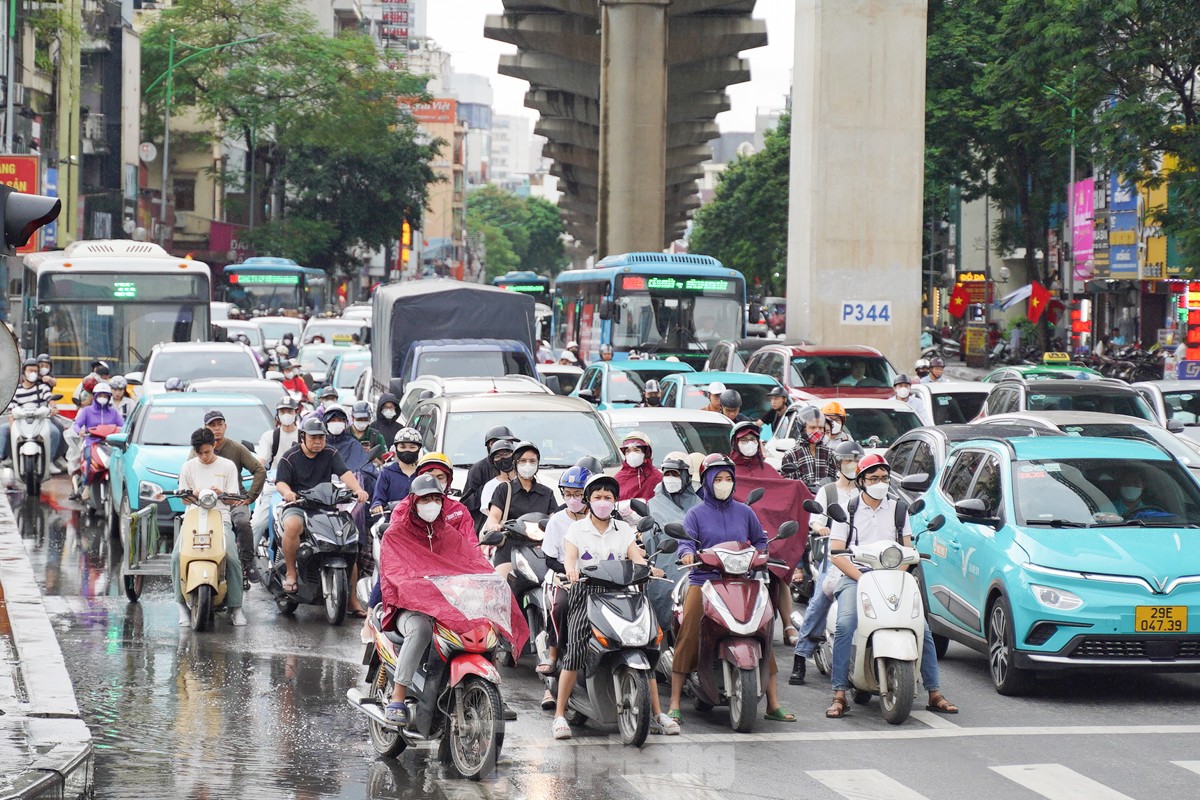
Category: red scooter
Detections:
[
  {"x1": 81, "y1": 423, "x2": 122, "y2": 520},
  {"x1": 663, "y1": 519, "x2": 798, "y2": 733}
]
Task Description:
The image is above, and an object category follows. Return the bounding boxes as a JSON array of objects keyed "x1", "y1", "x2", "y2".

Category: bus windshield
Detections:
[
  {"x1": 39, "y1": 302, "x2": 210, "y2": 376},
  {"x1": 611, "y1": 279, "x2": 742, "y2": 352},
  {"x1": 226, "y1": 275, "x2": 303, "y2": 313}
]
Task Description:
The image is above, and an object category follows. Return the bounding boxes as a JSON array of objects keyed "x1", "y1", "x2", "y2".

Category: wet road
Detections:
[{"x1": 12, "y1": 477, "x2": 1200, "y2": 800}]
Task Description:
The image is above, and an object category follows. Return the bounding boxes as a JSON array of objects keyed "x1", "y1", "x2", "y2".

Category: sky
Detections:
[{"x1": 424, "y1": 1, "x2": 795, "y2": 133}]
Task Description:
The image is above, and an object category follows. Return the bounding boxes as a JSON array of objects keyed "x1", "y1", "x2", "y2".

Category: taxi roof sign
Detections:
[{"x1": 1042, "y1": 352, "x2": 1071, "y2": 364}]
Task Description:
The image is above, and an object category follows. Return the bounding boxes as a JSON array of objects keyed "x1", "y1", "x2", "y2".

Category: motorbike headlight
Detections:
[
  {"x1": 139, "y1": 480, "x2": 166, "y2": 502},
  {"x1": 1030, "y1": 584, "x2": 1083, "y2": 611},
  {"x1": 716, "y1": 549, "x2": 754, "y2": 575},
  {"x1": 513, "y1": 551, "x2": 538, "y2": 583},
  {"x1": 620, "y1": 612, "x2": 653, "y2": 647},
  {"x1": 879, "y1": 545, "x2": 903, "y2": 570},
  {"x1": 197, "y1": 492, "x2": 219, "y2": 510}
]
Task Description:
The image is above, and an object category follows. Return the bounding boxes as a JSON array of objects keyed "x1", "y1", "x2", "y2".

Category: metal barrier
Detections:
[{"x1": 124, "y1": 503, "x2": 171, "y2": 576}]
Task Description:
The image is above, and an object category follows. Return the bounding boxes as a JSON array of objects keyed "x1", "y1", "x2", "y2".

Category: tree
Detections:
[
  {"x1": 465, "y1": 185, "x2": 567, "y2": 280},
  {"x1": 688, "y1": 115, "x2": 790, "y2": 295}
]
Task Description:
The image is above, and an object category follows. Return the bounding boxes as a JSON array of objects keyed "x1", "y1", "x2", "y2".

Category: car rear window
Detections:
[
  {"x1": 148, "y1": 351, "x2": 258, "y2": 382},
  {"x1": 790, "y1": 355, "x2": 895, "y2": 388},
  {"x1": 1027, "y1": 391, "x2": 1155, "y2": 420}
]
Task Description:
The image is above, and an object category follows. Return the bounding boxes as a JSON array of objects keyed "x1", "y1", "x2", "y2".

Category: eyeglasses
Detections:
[
  {"x1": 562, "y1": 490, "x2": 584, "y2": 500},
  {"x1": 861, "y1": 474, "x2": 890, "y2": 485}
]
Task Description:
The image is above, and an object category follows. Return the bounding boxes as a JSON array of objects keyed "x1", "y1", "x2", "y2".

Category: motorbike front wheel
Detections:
[
  {"x1": 191, "y1": 584, "x2": 214, "y2": 632},
  {"x1": 878, "y1": 658, "x2": 915, "y2": 725},
  {"x1": 124, "y1": 575, "x2": 144, "y2": 603},
  {"x1": 21, "y1": 454, "x2": 41, "y2": 497},
  {"x1": 727, "y1": 666, "x2": 758, "y2": 733},
  {"x1": 324, "y1": 566, "x2": 348, "y2": 626},
  {"x1": 449, "y1": 675, "x2": 503, "y2": 781},
  {"x1": 616, "y1": 666, "x2": 651, "y2": 747}
]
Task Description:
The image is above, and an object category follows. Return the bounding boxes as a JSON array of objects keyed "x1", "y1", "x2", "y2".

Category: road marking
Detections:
[
  {"x1": 991, "y1": 764, "x2": 1134, "y2": 800},
  {"x1": 909, "y1": 709, "x2": 959, "y2": 730},
  {"x1": 624, "y1": 773, "x2": 725, "y2": 800},
  {"x1": 807, "y1": 769, "x2": 931, "y2": 800},
  {"x1": 1173, "y1": 761, "x2": 1200, "y2": 776}
]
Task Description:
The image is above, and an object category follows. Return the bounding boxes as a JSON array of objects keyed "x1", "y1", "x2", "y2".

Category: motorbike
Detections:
[
  {"x1": 171, "y1": 488, "x2": 245, "y2": 632},
  {"x1": 262, "y1": 482, "x2": 360, "y2": 625},
  {"x1": 11, "y1": 396, "x2": 61, "y2": 496},
  {"x1": 81, "y1": 423, "x2": 122, "y2": 519},
  {"x1": 497, "y1": 514, "x2": 551, "y2": 656},
  {"x1": 661, "y1": 518, "x2": 799, "y2": 733},
  {"x1": 347, "y1": 572, "x2": 509, "y2": 780},
  {"x1": 540, "y1": 535, "x2": 678, "y2": 747}
]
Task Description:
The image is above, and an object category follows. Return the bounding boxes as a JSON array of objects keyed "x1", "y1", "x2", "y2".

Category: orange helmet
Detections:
[{"x1": 821, "y1": 401, "x2": 846, "y2": 418}]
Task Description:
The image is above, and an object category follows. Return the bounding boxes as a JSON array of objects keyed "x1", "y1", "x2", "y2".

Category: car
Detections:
[
  {"x1": 571, "y1": 359, "x2": 694, "y2": 410},
  {"x1": 302, "y1": 317, "x2": 369, "y2": 345},
  {"x1": 216, "y1": 319, "x2": 267, "y2": 353},
  {"x1": 908, "y1": 435, "x2": 1200, "y2": 694},
  {"x1": 186, "y1": 377, "x2": 289, "y2": 410},
  {"x1": 353, "y1": 364, "x2": 374, "y2": 405},
  {"x1": 210, "y1": 301, "x2": 234, "y2": 322},
  {"x1": 126, "y1": 342, "x2": 262, "y2": 396},
  {"x1": 744, "y1": 344, "x2": 898, "y2": 401},
  {"x1": 341, "y1": 303, "x2": 372, "y2": 320},
  {"x1": 1133, "y1": 380, "x2": 1200, "y2": 444},
  {"x1": 325, "y1": 349, "x2": 372, "y2": 405},
  {"x1": 657, "y1": 371, "x2": 784, "y2": 422},
  {"x1": 537, "y1": 364, "x2": 584, "y2": 396},
  {"x1": 909, "y1": 381, "x2": 993, "y2": 425},
  {"x1": 976, "y1": 411, "x2": 1200, "y2": 478},
  {"x1": 976, "y1": 377, "x2": 1163, "y2": 424},
  {"x1": 763, "y1": 397, "x2": 924, "y2": 468},
  {"x1": 603, "y1": 407, "x2": 733, "y2": 458},
  {"x1": 982, "y1": 363, "x2": 1103, "y2": 383},
  {"x1": 255, "y1": 315, "x2": 304, "y2": 350},
  {"x1": 107, "y1": 392, "x2": 274, "y2": 536},
  {"x1": 405, "y1": 394, "x2": 622, "y2": 496},
  {"x1": 703, "y1": 338, "x2": 813, "y2": 373},
  {"x1": 396, "y1": 375, "x2": 553, "y2": 425},
  {"x1": 295, "y1": 343, "x2": 366, "y2": 388}
]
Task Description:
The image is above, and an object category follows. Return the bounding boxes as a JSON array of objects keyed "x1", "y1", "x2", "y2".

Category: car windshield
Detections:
[
  {"x1": 929, "y1": 391, "x2": 989, "y2": 424},
  {"x1": 442, "y1": 410, "x2": 620, "y2": 468},
  {"x1": 1026, "y1": 390, "x2": 1155, "y2": 420},
  {"x1": 147, "y1": 350, "x2": 259, "y2": 382},
  {"x1": 845, "y1": 407, "x2": 922, "y2": 447},
  {"x1": 335, "y1": 358, "x2": 368, "y2": 389},
  {"x1": 676, "y1": 381, "x2": 774, "y2": 421},
  {"x1": 39, "y1": 302, "x2": 210, "y2": 376},
  {"x1": 304, "y1": 320, "x2": 367, "y2": 344},
  {"x1": 296, "y1": 344, "x2": 352, "y2": 374},
  {"x1": 609, "y1": 419, "x2": 730, "y2": 457},
  {"x1": 1056, "y1": 423, "x2": 1200, "y2": 468},
  {"x1": 415, "y1": 351, "x2": 528, "y2": 380},
  {"x1": 1012, "y1": 457, "x2": 1200, "y2": 527},
  {"x1": 607, "y1": 367, "x2": 687, "y2": 403},
  {"x1": 790, "y1": 355, "x2": 895, "y2": 388},
  {"x1": 1161, "y1": 390, "x2": 1200, "y2": 424},
  {"x1": 187, "y1": 382, "x2": 286, "y2": 409},
  {"x1": 135, "y1": 404, "x2": 273, "y2": 447},
  {"x1": 257, "y1": 319, "x2": 303, "y2": 343}
]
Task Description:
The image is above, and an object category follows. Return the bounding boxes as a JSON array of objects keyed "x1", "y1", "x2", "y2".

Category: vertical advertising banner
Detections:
[
  {"x1": 0, "y1": 155, "x2": 41, "y2": 254},
  {"x1": 1071, "y1": 178, "x2": 1094, "y2": 282},
  {"x1": 1108, "y1": 173, "x2": 1138, "y2": 278}
]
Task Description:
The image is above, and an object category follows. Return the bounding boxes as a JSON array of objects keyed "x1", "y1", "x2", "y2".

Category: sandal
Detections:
[
  {"x1": 825, "y1": 696, "x2": 848, "y2": 719},
  {"x1": 783, "y1": 627, "x2": 799, "y2": 647},
  {"x1": 282, "y1": 576, "x2": 298, "y2": 593},
  {"x1": 667, "y1": 708, "x2": 683, "y2": 724},
  {"x1": 540, "y1": 691, "x2": 556, "y2": 711},
  {"x1": 384, "y1": 701, "x2": 408, "y2": 726},
  {"x1": 926, "y1": 693, "x2": 959, "y2": 714},
  {"x1": 348, "y1": 608, "x2": 368, "y2": 619},
  {"x1": 764, "y1": 706, "x2": 796, "y2": 722}
]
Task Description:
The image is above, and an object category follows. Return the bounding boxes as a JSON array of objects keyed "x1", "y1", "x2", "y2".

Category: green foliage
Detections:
[
  {"x1": 465, "y1": 185, "x2": 567, "y2": 280},
  {"x1": 688, "y1": 115, "x2": 790, "y2": 295}
]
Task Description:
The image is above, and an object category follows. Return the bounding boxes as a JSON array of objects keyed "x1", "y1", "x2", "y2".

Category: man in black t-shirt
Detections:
[{"x1": 274, "y1": 417, "x2": 369, "y2": 592}]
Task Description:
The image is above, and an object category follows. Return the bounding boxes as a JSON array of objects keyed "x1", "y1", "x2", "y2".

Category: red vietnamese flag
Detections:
[
  {"x1": 1028, "y1": 280, "x2": 1051, "y2": 323},
  {"x1": 947, "y1": 284, "x2": 971, "y2": 318}
]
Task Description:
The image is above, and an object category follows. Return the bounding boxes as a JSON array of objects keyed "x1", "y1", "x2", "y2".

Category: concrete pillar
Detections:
[
  {"x1": 786, "y1": 0, "x2": 928, "y2": 370},
  {"x1": 597, "y1": 0, "x2": 669, "y2": 257}
]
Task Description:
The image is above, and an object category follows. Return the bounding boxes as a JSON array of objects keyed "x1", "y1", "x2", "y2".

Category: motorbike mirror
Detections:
[
  {"x1": 364, "y1": 445, "x2": 386, "y2": 462},
  {"x1": 637, "y1": 516, "x2": 655, "y2": 533},
  {"x1": 926, "y1": 514, "x2": 946, "y2": 532},
  {"x1": 49, "y1": 393, "x2": 63, "y2": 402},
  {"x1": 479, "y1": 530, "x2": 505, "y2": 547},
  {"x1": 629, "y1": 498, "x2": 650, "y2": 517},
  {"x1": 826, "y1": 503, "x2": 849, "y2": 524},
  {"x1": 241, "y1": 439, "x2": 256, "y2": 452},
  {"x1": 657, "y1": 537, "x2": 679, "y2": 555},
  {"x1": 746, "y1": 487, "x2": 765, "y2": 506},
  {"x1": 900, "y1": 473, "x2": 931, "y2": 492},
  {"x1": 775, "y1": 520, "x2": 799, "y2": 540},
  {"x1": 802, "y1": 499, "x2": 824, "y2": 515},
  {"x1": 663, "y1": 522, "x2": 689, "y2": 540},
  {"x1": 908, "y1": 498, "x2": 926, "y2": 516}
]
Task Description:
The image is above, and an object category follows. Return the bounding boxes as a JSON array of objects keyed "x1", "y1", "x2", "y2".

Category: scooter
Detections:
[
  {"x1": 81, "y1": 423, "x2": 122, "y2": 519},
  {"x1": 347, "y1": 572, "x2": 510, "y2": 780},
  {"x1": 11, "y1": 396, "x2": 61, "y2": 496},
  {"x1": 542, "y1": 535, "x2": 678, "y2": 747},
  {"x1": 498, "y1": 514, "x2": 551, "y2": 656},
  {"x1": 662, "y1": 518, "x2": 799, "y2": 733},
  {"x1": 172, "y1": 488, "x2": 245, "y2": 632},
  {"x1": 262, "y1": 481, "x2": 359, "y2": 625}
]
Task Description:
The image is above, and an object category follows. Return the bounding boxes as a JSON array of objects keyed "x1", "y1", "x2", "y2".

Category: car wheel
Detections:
[{"x1": 987, "y1": 594, "x2": 1035, "y2": 696}]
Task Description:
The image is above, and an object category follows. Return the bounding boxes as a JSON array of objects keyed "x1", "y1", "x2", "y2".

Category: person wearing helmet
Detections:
[
  {"x1": 668, "y1": 454, "x2": 793, "y2": 724},
  {"x1": 922, "y1": 356, "x2": 948, "y2": 384},
  {"x1": 252, "y1": 396, "x2": 302, "y2": 550},
  {"x1": 319, "y1": 404, "x2": 371, "y2": 474},
  {"x1": 645, "y1": 452, "x2": 700, "y2": 629},
  {"x1": 574, "y1": 455, "x2": 604, "y2": 475},
  {"x1": 462, "y1": 425, "x2": 517, "y2": 528},
  {"x1": 199, "y1": 410, "x2": 267, "y2": 589},
  {"x1": 557, "y1": 350, "x2": 578, "y2": 366},
  {"x1": 719, "y1": 389, "x2": 751, "y2": 423},
  {"x1": 891, "y1": 374, "x2": 932, "y2": 425},
  {"x1": 0, "y1": 358, "x2": 61, "y2": 468},
  {"x1": 824, "y1": 454, "x2": 957, "y2": 718},
  {"x1": 482, "y1": 442, "x2": 556, "y2": 568},
  {"x1": 274, "y1": 416, "x2": 371, "y2": 594},
  {"x1": 312, "y1": 385, "x2": 339, "y2": 418},
  {"x1": 373, "y1": 392, "x2": 402, "y2": 444},
  {"x1": 789, "y1": 440, "x2": 863, "y2": 686},
  {"x1": 35, "y1": 353, "x2": 57, "y2": 389},
  {"x1": 412, "y1": 454, "x2": 475, "y2": 541},
  {"x1": 913, "y1": 358, "x2": 931, "y2": 381},
  {"x1": 476, "y1": 439, "x2": 518, "y2": 522},
  {"x1": 552, "y1": 473, "x2": 678, "y2": 739},
  {"x1": 72, "y1": 360, "x2": 111, "y2": 405},
  {"x1": 106, "y1": 375, "x2": 134, "y2": 418},
  {"x1": 370, "y1": 427, "x2": 422, "y2": 516},
  {"x1": 164, "y1": 377, "x2": 186, "y2": 392},
  {"x1": 780, "y1": 406, "x2": 836, "y2": 491},
  {"x1": 349, "y1": 401, "x2": 386, "y2": 454},
  {"x1": 728, "y1": 420, "x2": 780, "y2": 479},
  {"x1": 280, "y1": 359, "x2": 312, "y2": 403},
  {"x1": 639, "y1": 379, "x2": 663, "y2": 407},
  {"x1": 280, "y1": 332, "x2": 298, "y2": 358},
  {"x1": 759, "y1": 385, "x2": 789, "y2": 432},
  {"x1": 821, "y1": 401, "x2": 851, "y2": 444},
  {"x1": 378, "y1": 473, "x2": 529, "y2": 727},
  {"x1": 68, "y1": 380, "x2": 124, "y2": 498},
  {"x1": 615, "y1": 431, "x2": 663, "y2": 502},
  {"x1": 596, "y1": 343, "x2": 614, "y2": 363},
  {"x1": 566, "y1": 340, "x2": 581, "y2": 358},
  {"x1": 702, "y1": 382, "x2": 726, "y2": 414}
]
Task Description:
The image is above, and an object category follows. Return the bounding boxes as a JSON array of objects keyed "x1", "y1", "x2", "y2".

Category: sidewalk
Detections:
[{"x1": 0, "y1": 492, "x2": 93, "y2": 799}]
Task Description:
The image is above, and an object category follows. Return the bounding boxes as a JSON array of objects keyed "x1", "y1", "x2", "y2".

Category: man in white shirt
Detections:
[
  {"x1": 891, "y1": 374, "x2": 932, "y2": 426},
  {"x1": 174, "y1": 427, "x2": 246, "y2": 627},
  {"x1": 823, "y1": 454, "x2": 957, "y2": 719},
  {"x1": 252, "y1": 397, "x2": 301, "y2": 551}
]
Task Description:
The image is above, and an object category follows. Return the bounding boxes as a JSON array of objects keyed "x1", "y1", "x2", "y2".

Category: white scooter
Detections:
[{"x1": 11, "y1": 399, "x2": 60, "y2": 496}]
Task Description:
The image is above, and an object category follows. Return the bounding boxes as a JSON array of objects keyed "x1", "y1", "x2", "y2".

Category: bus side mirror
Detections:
[{"x1": 598, "y1": 300, "x2": 613, "y2": 321}]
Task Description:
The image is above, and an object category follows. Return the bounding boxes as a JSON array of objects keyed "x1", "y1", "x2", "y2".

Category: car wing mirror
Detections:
[
  {"x1": 900, "y1": 473, "x2": 931, "y2": 492},
  {"x1": 124, "y1": 371, "x2": 144, "y2": 385},
  {"x1": 954, "y1": 499, "x2": 1001, "y2": 528},
  {"x1": 771, "y1": 437, "x2": 796, "y2": 451},
  {"x1": 1167, "y1": 418, "x2": 1185, "y2": 434},
  {"x1": 746, "y1": 487, "x2": 765, "y2": 506}
]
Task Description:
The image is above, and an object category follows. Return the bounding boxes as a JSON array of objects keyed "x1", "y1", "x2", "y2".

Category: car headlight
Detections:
[
  {"x1": 139, "y1": 480, "x2": 166, "y2": 502},
  {"x1": 1030, "y1": 584, "x2": 1083, "y2": 611},
  {"x1": 879, "y1": 545, "x2": 903, "y2": 570}
]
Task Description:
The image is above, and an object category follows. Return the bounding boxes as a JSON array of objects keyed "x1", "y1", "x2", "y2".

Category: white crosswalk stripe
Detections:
[
  {"x1": 807, "y1": 769, "x2": 932, "y2": 800},
  {"x1": 990, "y1": 764, "x2": 1135, "y2": 800},
  {"x1": 1173, "y1": 761, "x2": 1200, "y2": 776}
]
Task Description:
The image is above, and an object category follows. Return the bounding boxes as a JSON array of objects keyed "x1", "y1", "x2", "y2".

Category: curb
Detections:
[{"x1": 0, "y1": 492, "x2": 94, "y2": 799}]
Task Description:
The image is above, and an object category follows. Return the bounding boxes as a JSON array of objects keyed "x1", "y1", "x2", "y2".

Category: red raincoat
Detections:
[{"x1": 729, "y1": 449, "x2": 812, "y2": 570}]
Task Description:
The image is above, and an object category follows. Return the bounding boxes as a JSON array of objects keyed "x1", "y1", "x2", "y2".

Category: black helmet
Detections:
[
  {"x1": 488, "y1": 438, "x2": 516, "y2": 457},
  {"x1": 767, "y1": 385, "x2": 787, "y2": 398},
  {"x1": 929, "y1": 357, "x2": 945, "y2": 368},
  {"x1": 893, "y1": 373, "x2": 912, "y2": 387},
  {"x1": 660, "y1": 455, "x2": 692, "y2": 486},
  {"x1": 584, "y1": 473, "x2": 620, "y2": 502},
  {"x1": 279, "y1": 359, "x2": 294, "y2": 371},
  {"x1": 575, "y1": 455, "x2": 604, "y2": 474},
  {"x1": 719, "y1": 389, "x2": 743, "y2": 409},
  {"x1": 276, "y1": 396, "x2": 299, "y2": 411},
  {"x1": 409, "y1": 473, "x2": 445, "y2": 498},
  {"x1": 319, "y1": 385, "x2": 338, "y2": 399},
  {"x1": 21, "y1": 357, "x2": 37, "y2": 369},
  {"x1": 512, "y1": 440, "x2": 541, "y2": 462},
  {"x1": 729, "y1": 420, "x2": 759, "y2": 446},
  {"x1": 299, "y1": 416, "x2": 327, "y2": 437},
  {"x1": 832, "y1": 439, "x2": 865, "y2": 463},
  {"x1": 484, "y1": 425, "x2": 514, "y2": 446}
]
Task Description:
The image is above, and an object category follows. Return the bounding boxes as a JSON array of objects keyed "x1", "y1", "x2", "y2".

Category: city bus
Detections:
[
  {"x1": 492, "y1": 270, "x2": 552, "y2": 307},
  {"x1": 552, "y1": 253, "x2": 746, "y2": 368},
  {"x1": 222, "y1": 256, "x2": 326, "y2": 314},
  {"x1": 21, "y1": 240, "x2": 213, "y2": 412}
]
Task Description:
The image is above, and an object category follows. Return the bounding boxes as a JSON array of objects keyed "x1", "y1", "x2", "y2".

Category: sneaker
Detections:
[
  {"x1": 230, "y1": 608, "x2": 247, "y2": 626},
  {"x1": 244, "y1": 563, "x2": 261, "y2": 584},
  {"x1": 650, "y1": 713, "x2": 680, "y2": 736},
  {"x1": 178, "y1": 602, "x2": 192, "y2": 626},
  {"x1": 49, "y1": 463, "x2": 63, "y2": 476},
  {"x1": 552, "y1": 716, "x2": 571, "y2": 740}
]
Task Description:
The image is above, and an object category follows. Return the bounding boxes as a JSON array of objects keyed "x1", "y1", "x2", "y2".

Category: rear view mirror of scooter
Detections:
[
  {"x1": 774, "y1": 520, "x2": 800, "y2": 541},
  {"x1": 663, "y1": 522, "x2": 691, "y2": 540},
  {"x1": 826, "y1": 503, "x2": 849, "y2": 524},
  {"x1": 746, "y1": 487, "x2": 764, "y2": 506},
  {"x1": 655, "y1": 537, "x2": 679, "y2": 556},
  {"x1": 479, "y1": 530, "x2": 505, "y2": 547},
  {"x1": 629, "y1": 498, "x2": 651, "y2": 517},
  {"x1": 802, "y1": 499, "x2": 824, "y2": 515}
]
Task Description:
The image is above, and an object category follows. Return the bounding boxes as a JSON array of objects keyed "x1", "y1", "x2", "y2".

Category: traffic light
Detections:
[
  {"x1": 0, "y1": 184, "x2": 60, "y2": 254},
  {"x1": 400, "y1": 219, "x2": 412, "y2": 267}
]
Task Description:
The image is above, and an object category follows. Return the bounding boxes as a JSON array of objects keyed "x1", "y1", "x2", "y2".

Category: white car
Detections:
[
  {"x1": 1132, "y1": 380, "x2": 1200, "y2": 443},
  {"x1": 909, "y1": 380, "x2": 993, "y2": 425},
  {"x1": 397, "y1": 375, "x2": 553, "y2": 425},
  {"x1": 217, "y1": 319, "x2": 267, "y2": 354},
  {"x1": 126, "y1": 342, "x2": 262, "y2": 396},
  {"x1": 341, "y1": 303, "x2": 372, "y2": 321},
  {"x1": 764, "y1": 396, "x2": 924, "y2": 469},
  {"x1": 537, "y1": 364, "x2": 584, "y2": 396},
  {"x1": 302, "y1": 317, "x2": 369, "y2": 345},
  {"x1": 603, "y1": 407, "x2": 733, "y2": 458},
  {"x1": 255, "y1": 315, "x2": 304, "y2": 349}
]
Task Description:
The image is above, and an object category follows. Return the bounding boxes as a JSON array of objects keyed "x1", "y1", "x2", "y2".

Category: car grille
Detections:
[{"x1": 1068, "y1": 636, "x2": 1200, "y2": 661}]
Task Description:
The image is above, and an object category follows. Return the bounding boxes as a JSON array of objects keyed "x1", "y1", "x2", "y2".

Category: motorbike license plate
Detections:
[{"x1": 1134, "y1": 606, "x2": 1187, "y2": 633}]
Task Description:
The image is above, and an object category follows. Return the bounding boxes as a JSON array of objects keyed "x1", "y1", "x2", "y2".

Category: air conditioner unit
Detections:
[
  {"x1": 83, "y1": 113, "x2": 106, "y2": 141},
  {"x1": 11, "y1": 83, "x2": 24, "y2": 106}
]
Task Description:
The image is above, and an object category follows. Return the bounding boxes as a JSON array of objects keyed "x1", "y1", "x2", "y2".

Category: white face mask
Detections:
[
  {"x1": 24, "y1": 370, "x2": 38, "y2": 383},
  {"x1": 381, "y1": 408, "x2": 397, "y2": 419},
  {"x1": 830, "y1": 421, "x2": 843, "y2": 435},
  {"x1": 284, "y1": 370, "x2": 296, "y2": 380},
  {"x1": 662, "y1": 476, "x2": 684, "y2": 494},
  {"x1": 416, "y1": 501, "x2": 442, "y2": 522},
  {"x1": 624, "y1": 450, "x2": 645, "y2": 468},
  {"x1": 865, "y1": 483, "x2": 890, "y2": 501},
  {"x1": 738, "y1": 439, "x2": 759, "y2": 457},
  {"x1": 352, "y1": 420, "x2": 369, "y2": 432},
  {"x1": 38, "y1": 366, "x2": 50, "y2": 376},
  {"x1": 278, "y1": 412, "x2": 296, "y2": 427},
  {"x1": 326, "y1": 421, "x2": 346, "y2": 435},
  {"x1": 94, "y1": 395, "x2": 110, "y2": 406},
  {"x1": 895, "y1": 387, "x2": 911, "y2": 399},
  {"x1": 713, "y1": 480, "x2": 734, "y2": 500},
  {"x1": 517, "y1": 462, "x2": 538, "y2": 479}
]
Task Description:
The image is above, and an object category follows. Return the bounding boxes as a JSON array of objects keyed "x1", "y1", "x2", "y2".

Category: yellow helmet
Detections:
[{"x1": 416, "y1": 452, "x2": 453, "y2": 478}]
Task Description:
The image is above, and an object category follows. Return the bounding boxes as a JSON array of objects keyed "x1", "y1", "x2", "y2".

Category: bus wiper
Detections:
[{"x1": 1025, "y1": 519, "x2": 1089, "y2": 528}]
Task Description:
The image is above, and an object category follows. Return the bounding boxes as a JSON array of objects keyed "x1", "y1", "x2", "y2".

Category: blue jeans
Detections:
[
  {"x1": 794, "y1": 559, "x2": 834, "y2": 658},
  {"x1": 830, "y1": 575, "x2": 939, "y2": 692},
  {"x1": 0, "y1": 421, "x2": 62, "y2": 462}
]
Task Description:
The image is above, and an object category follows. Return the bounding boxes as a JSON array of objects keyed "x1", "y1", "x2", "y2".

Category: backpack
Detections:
[
  {"x1": 265, "y1": 427, "x2": 282, "y2": 471},
  {"x1": 843, "y1": 493, "x2": 909, "y2": 546}
]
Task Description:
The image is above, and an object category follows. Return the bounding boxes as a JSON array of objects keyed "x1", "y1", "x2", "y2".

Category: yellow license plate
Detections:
[{"x1": 1134, "y1": 606, "x2": 1188, "y2": 633}]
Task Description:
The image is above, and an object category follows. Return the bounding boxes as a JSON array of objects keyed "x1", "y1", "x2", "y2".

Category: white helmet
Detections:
[
  {"x1": 914, "y1": 358, "x2": 930, "y2": 370},
  {"x1": 93, "y1": 382, "x2": 113, "y2": 396}
]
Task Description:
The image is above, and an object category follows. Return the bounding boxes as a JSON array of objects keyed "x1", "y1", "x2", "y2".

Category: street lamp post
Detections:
[{"x1": 1044, "y1": 74, "x2": 1077, "y2": 337}]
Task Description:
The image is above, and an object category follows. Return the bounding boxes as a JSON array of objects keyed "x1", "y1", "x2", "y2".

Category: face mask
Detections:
[
  {"x1": 278, "y1": 413, "x2": 296, "y2": 427},
  {"x1": 713, "y1": 480, "x2": 734, "y2": 501},
  {"x1": 625, "y1": 451, "x2": 645, "y2": 468},
  {"x1": 284, "y1": 371, "x2": 296, "y2": 380},
  {"x1": 589, "y1": 499, "x2": 615, "y2": 520},
  {"x1": 645, "y1": 396, "x2": 661, "y2": 407},
  {"x1": 38, "y1": 367, "x2": 50, "y2": 376},
  {"x1": 806, "y1": 430, "x2": 825, "y2": 445},
  {"x1": 326, "y1": 421, "x2": 346, "y2": 435},
  {"x1": 896, "y1": 387, "x2": 911, "y2": 399},
  {"x1": 396, "y1": 450, "x2": 419, "y2": 465},
  {"x1": 1120, "y1": 486, "x2": 1142, "y2": 502},
  {"x1": 322, "y1": 399, "x2": 335, "y2": 409},
  {"x1": 381, "y1": 408, "x2": 397, "y2": 420},
  {"x1": 94, "y1": 395, "x2": 110, "y2": 406},
  {"x1": 662, "y1": 476, "x2": 684, "y2": 494},
  {"x1": 865, "y1": 483, "x2": 890, "y2": 501},
  {"x1": 564, "y1": 496, "x2": 586, "y2": 514},
  {"x1": 840, "y1": 464, "x2": 858, "y2": 480},
  {"x1": 830, "y1": 421, "x2": 843, "y2": 435},
  {"x1": 495, "y1": 456, "x2": 514, "y2": 473},
  {"x1": 352, "y1": 420, "x2": 369, "y2": 432},
  {"x1": 738, "y1": 440, "x2": 759, "y2": 457},
  {"x1": 416, "y1": 501, "x2": 442, "y2": 522},
  {"x1": 24, "y1": 371, "x2": 38, "y2": 383},
  {"x1": 517, "y1": 462, "x2": 538, "y2": 479}
]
